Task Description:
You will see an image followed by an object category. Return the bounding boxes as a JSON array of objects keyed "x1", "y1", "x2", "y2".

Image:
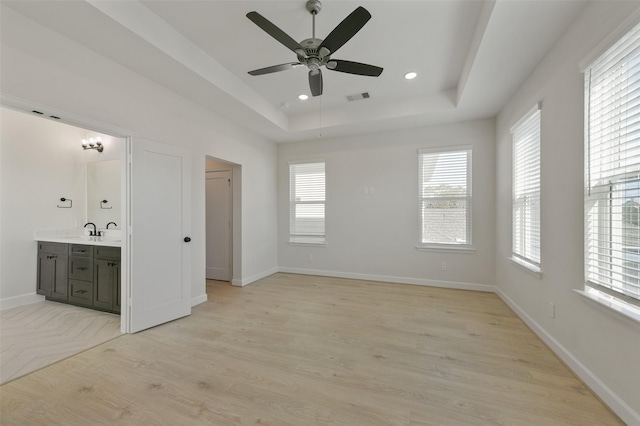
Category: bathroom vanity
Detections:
[{"x1": 36, "y1": 236, "x2": 121, "y2": 314}]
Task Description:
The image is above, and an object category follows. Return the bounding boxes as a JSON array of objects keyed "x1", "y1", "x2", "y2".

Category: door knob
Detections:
[{"x1": 184, "y1": 237, "x2": 191, "y2": 243}]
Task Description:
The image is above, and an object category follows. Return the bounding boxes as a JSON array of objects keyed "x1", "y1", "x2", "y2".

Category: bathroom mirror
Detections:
[{"x1": 86, "y1": 160, "x2": 121, "y2": 229}]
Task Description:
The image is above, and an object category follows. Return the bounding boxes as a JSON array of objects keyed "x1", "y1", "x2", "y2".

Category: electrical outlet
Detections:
[
  {"x1": 549, "y1": 302, "x2": 555, "y2": 318},
  {"x1": 441, "y1": 261, "x2": 447, "y2": 271},
  {"x1": 363, "y1": 186, "x2": 369, "y2": 194},
  {"x1": 369, "y1": 186, "x2": 374, "y2": 194},
  {"x1": 308, "y1": 254, "x2": 313, "y2": 262}
]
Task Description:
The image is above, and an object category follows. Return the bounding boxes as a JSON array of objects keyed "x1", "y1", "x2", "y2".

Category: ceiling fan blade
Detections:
[
  {"x1": 246, "y1": 11, "x2": 304, "y2": 53},
  {"x1": 319, "y1": 6, "x2": 371, "y2": 56},
  {"x1": 327, "y1": 60, "x2": 383, "y2": 77},
  {"x1": 248, "y1": 63, "x2": 303, "y2": 76},
  {"x1": 309, "y1": 70, "x2": 323, "y2": 97}
]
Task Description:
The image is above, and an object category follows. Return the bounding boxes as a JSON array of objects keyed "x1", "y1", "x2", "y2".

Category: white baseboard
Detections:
[
  {"x1": 495, "y1": 288, "x2": 640, "y2": 426},
  {"x1": 278, "y1": 267, "x2": 496, "y2": 293},
  {"x1": 191, "y1": 293, "x2": 208, "y2": 307},
  {"x1": 0, "y1": 293, "x2": 45, "y2": 311},
  {"x1": 232, "y1": 267, "x2": 279, "y2": 287}
]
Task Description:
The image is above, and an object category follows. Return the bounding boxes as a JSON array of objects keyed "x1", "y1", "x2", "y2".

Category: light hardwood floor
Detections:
[
  {"x1": 0, "y1": 301, "x2": 122, "y2": 385},
  {"x1": 0, "y1": 274, "x2": 623, "y2": 425}
]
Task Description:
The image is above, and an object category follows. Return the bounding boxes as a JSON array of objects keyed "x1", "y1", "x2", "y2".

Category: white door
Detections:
[
  {"x1": 206, "y1": 170, "x2": 232, "y2": 281},
  {"x1": 130, "y1": 139, "x2": 191, "y2": 333}
]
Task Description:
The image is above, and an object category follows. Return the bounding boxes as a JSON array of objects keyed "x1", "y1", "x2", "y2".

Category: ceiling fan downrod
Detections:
[{"x1": 306, "y1": 0, "x2": 321, "y2": 38}]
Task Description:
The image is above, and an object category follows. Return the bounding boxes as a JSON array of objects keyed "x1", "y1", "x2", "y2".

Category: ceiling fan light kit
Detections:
[{"x1": 247, "y1": 0, "x2": 383, "y2": 97}]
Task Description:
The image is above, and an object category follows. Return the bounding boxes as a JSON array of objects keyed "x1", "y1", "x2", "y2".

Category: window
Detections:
[
  {"x1": 585, "y1": 23, "x2": 640, "y2": 308},
  {"x1": 512, "y1": 105, "x2": 541, "y2": 269},
  {"x1": 289, "y1": 161, "x2": 325, "y2": 244},
  {"x1": 418, "y1": 147, "x2": 472, "y2": 248}
]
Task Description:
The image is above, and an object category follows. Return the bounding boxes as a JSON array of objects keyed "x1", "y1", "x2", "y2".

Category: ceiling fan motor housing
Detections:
[{"x1": 301, "y1": 38, "x2": 323, "y2": 56}]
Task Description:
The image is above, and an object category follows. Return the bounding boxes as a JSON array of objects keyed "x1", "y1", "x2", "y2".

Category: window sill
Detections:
[
  {"x1": 575, "y1": 288, "x2": 640, "y2": 325},
  {"x1": 288, "y1": 241, "x2": 327, "y2": 247},
  {"x1": 509, "y1": 256, "x2": 542, "y2": 279},
  {"x1": 415, "y1": 245, "x2": 475, "y2": 254}
]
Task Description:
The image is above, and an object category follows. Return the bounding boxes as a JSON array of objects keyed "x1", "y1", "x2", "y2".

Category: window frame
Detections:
[
  {"x1": 583, "y1": 22, "x2": 640, "y2": 315},
  {"x1": 288, "y1": 160, "x2": 326, "y2": 245},
  {"x1": 511, "y1": 103, "x2": 542, "y2": 272},
  {"x1": 417, "y1": 146, "x2": 473, "y2": 251}
]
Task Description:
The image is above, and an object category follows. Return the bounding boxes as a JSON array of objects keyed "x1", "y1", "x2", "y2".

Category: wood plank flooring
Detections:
[
  {"x1": 0, "y1": 300, "x2": 121, "y2": 384},
  {"x1": 0, "y1": 274, "x2": 623, "y2": 425}
]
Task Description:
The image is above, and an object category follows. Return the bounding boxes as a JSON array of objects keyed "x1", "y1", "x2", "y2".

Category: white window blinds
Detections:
[
  {"x1": 585, "y1": 23, "x2": 640, "y2": 305},
  {"x1": 419, "y1": 148, "x2": 472, "y2": 246},
  {"x1": 289, "y1": 161, "x2": 326, "y2": 244},
  {"x1": 512, "y1": 105, "x2": 541, "y2": 267}
]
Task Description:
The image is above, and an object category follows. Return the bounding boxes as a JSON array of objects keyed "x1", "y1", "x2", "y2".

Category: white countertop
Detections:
[{"x1": 35, "y1": 229, "x2": 122, "y2": 247}]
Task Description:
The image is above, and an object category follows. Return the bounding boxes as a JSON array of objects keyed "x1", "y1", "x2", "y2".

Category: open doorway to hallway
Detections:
[{"x1": 205, "y1": 157, "x2": 240, "y2": 283}]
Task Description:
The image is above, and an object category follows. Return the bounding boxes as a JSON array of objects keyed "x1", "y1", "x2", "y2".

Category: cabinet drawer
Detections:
[
  {"x1": 69, "y1": 256, "x2": 93, "y2": 281},
  {"x1": 70, "y1": 244, "x2": 93, "y2": 258},
  {"x1": 68, "y1": 279, "x2": 93, "y2": 306},
  {"x1": 94, "y1": 246, "x2": 121, "y2": 260},
  {"x1": 38, "y1": 241, "x2": 67, "y2": 255}
]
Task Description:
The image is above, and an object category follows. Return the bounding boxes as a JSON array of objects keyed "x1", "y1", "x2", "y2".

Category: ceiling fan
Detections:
[{"x1": 246, "y1": 0, "x2": 383, "y2": 97}]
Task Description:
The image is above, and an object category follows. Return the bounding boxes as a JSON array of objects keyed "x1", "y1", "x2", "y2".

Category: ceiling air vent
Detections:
[{"x1": 346, "y1": 92, "x2": 370, "y2": 102}]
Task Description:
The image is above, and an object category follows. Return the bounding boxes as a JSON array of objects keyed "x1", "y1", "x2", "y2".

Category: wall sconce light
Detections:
[{"x1": 82, "y1": 137, "x2": 103, "y2": 152}]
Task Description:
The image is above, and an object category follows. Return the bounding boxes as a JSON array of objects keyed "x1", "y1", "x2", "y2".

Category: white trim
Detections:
[
  {"x1": 288, "y1": 241, "x2": 327, "y2": 247},
  {"x1": 278, "y1": 267, "x2": 495, "y2": 293},
  {"x1": 0, "y1": 293, "x2": 45, "y2": 311},
  {"x1": 417, "y1": 144, "x2": 474, "y2": 155},
  {"x1": 509, "y1": 101, "x2": 541, "y2": 133},
  {"x1": 509, "y1": 256, "x2": 543, "y2": 278},
  {"x1": 288, "y1": 158, "x2": 325, "y2": 166},
  {"x1": 415, "y1": 245, "x2": 475, "y2": 254},
  {"x1": 575, "y1": 289, "x2": 640, "y2": 325},
  {"x1": 496, "y1": 288, "x2": 640, "y2": 426},
  {"x1": 0, "y1": 94, "x2": 133, "y2": 137},
  {"x1": 191, "y1": 293, "x2": 208, "y2": 307},
  {"x1": 232, "y1": 267, "x2": 279, "y2": 287},
  {"x1": 578, "y1": 6, "x2": 640, "y2": 72}
]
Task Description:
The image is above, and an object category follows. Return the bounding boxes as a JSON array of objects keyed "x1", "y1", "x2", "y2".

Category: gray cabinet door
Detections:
[
  {"x1": 37, "y1": 251, "x2": 68, "y2": 300},
  {"x1": 50, "y1": 253, "x2": 68, "y2": 300},
  {"x1": 93, "y1": 259, "x2": 116, "y2": 311},
  {"x1": 37, "y1": 242, "x2": 68, "y2": 300},
  {"x1": 113, "y1": 261, "x2": 121, "y2": 314},
  {"x1": 37, "y1": 252, "x2": 53, "y2": 297}
]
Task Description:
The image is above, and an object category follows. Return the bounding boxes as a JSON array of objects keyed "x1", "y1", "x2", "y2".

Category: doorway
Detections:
[{"x1": 205, "y1": 157, "x2": 238, "y2": 282}]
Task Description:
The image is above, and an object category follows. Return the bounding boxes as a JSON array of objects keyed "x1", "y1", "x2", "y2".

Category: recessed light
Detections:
[
  {"x1": 298, "y1": 94, "x2": 309, "y2": 100},
  {"x1": 404, "y1": 72, "x2": 417, "y2": 80}
]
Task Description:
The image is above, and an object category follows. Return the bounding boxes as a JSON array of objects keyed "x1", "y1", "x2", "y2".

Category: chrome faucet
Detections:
[
  {"x1": 106, "y1": 222, "x2": 117, "y2": 229},
  {"x1": 84, "y1": 222, "x2": 101, "y2": 237}
]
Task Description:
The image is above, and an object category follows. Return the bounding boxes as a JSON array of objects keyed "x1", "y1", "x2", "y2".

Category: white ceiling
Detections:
[{"x1": 4, "y1": 0, "x2": 587, "y2": 143}]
